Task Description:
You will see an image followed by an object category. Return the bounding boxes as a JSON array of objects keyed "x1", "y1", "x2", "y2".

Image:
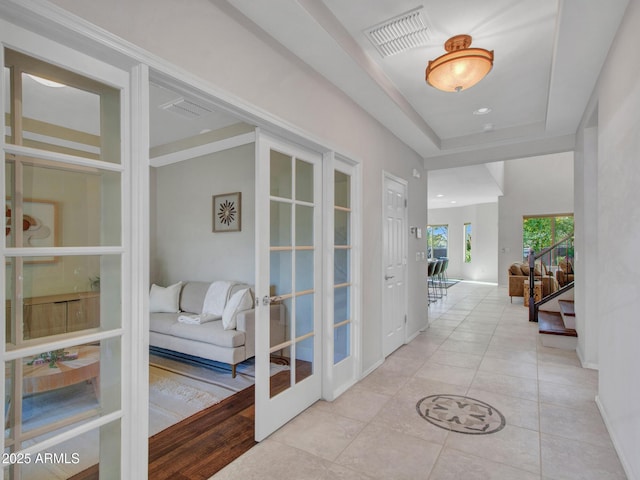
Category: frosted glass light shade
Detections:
[{"x1": 426, "y1": 35, "x2": 494, "y2": 92}]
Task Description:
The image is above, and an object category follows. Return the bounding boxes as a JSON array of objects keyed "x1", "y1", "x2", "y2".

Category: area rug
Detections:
[
  {"x1": 148, "y1": 365, "x2": 229, "y2": 436},
  {"x1": 149, "y1": 347, "x2": 290, "y2": 395}
]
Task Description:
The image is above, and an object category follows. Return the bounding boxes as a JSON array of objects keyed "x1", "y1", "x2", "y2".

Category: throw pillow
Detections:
[
  {"x1": 520, "y1": 264, "x2": 530, "y2": 276},
  {"x1": 222, "y1": 288, "x2": 253, "y2": 330},
  {"x1": 149, "y1": 282, "x2": 182, "y2": 313},
  {"x1": 509, "y1": 264, "x2": 521, "y2": 275}
]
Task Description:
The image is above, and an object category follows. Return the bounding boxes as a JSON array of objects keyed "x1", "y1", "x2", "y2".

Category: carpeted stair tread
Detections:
[{"x1": 538, "y1": 310, "x2": 577, "y2": 337}]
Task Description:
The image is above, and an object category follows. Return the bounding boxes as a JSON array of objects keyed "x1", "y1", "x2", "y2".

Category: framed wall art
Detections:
[
  {"x1": 5, "y1": 198, "x2": 59, "y2": 263},
  {"x1": 213, "y1": 192, "x2": 241, "y2": 232}
]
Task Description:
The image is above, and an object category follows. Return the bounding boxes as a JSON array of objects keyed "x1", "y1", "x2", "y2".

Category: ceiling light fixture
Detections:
[
  {"x1": 425, "y1": 35, "x2": 493, "y2": 92},
  {"x1": 473, "y1": 107, "x2": 492, "y2": 115}
]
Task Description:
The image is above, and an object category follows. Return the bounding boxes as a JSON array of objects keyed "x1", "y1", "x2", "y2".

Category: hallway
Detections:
[{"x1": 212, "y1": 282, "x2": 626, "y2": 479}]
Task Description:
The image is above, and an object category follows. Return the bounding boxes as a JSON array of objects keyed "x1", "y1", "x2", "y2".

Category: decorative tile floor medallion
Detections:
[{"x1": 416, "y1": 394, "x2": 506, "y2": 435}]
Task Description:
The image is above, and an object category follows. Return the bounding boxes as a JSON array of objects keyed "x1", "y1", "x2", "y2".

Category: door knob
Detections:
[{"x1": 385, "y1": 274, "x2": 395, "y2": 280}]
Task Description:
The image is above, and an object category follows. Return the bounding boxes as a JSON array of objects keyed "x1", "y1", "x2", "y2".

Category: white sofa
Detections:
[{"x1": 149, "y1": 281, "x2": 284, "y2": 377}]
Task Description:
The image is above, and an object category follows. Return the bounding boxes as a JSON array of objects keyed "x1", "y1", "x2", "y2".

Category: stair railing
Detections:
[{"x1": 527, "y1": 232, "x2": 574, "y2": 322}]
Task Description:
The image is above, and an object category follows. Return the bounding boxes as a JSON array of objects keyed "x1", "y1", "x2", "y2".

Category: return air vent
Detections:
[
  {"x1": 366, "y1": 7, "x2": 430, "y2": 58},
  {"x1": 159, "y1": 98, "x2": 213, "y2": 119}
]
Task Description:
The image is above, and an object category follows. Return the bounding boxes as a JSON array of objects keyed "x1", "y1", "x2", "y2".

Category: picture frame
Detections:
[
  {"x1": 212, "y1": 192, "x2": 241, "y2": 233},
  {"x1": 5, "y1": 198, "x2": 59, "y2": 263}
]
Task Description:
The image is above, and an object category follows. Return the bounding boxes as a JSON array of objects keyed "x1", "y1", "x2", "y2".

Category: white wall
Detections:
[
  {"x1": 150, "y1": 144, "x2": 255, "y2": 286},
  {"x1": 588, "y1": 1, "x2": 640, "y2": 477},
  {"x1": 574, "y1": 119, "x2": 599, "y2": 369},
  {"x1": 13, "y1": 167, "x2": 101, "y2": 298},
  {"x1": 428, "y1": 203, "x2": 499, "y2": 283},
  {"x1": 497, "y1": 152, "x2": 574, "y2": 285},
  {"x1": 50, "y1": 0, "x2": 428, "y2": 372}
]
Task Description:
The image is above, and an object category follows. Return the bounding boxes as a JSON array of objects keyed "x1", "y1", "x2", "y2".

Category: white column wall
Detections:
[
  {"x1": 574, "y1": 121, "x2": 599, "y2": 369},
  {"x1": 589, "y1": 0, "x2": 640, "y2": 477}
]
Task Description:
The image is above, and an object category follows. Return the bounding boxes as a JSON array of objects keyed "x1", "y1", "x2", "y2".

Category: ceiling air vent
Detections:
[
  {"x1": 159, "y1": 98, "x2": 213, "y2": 119},
  {"x1": 366, "y1": 7, "x2": 430, "y2": 58}
]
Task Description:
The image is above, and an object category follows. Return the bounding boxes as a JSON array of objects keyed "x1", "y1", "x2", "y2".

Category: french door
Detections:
[
  {"x1": 254, "y1": 132, "x2": 322, "y2": 441},
  {"x1": 1, "y1": 22, "x2": 134, "y2": 479},
  {"x1": 324, "y1": 156, "x2": 359, "y2": 400}
]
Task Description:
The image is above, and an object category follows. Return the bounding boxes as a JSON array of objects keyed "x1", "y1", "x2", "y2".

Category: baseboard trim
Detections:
[
  {"x1": 330, "y1": 379, "x2": 358, "y2": 400},
  {"x1": 576, "y1": 346, "x2": 599, "y2": 370},
  {"x1": 595, "y1": 395, "x2": 637, "y2": 480},
  {"x1": 360, "y1": 358, "x2": 384, "y2": 379},
  {"x1": 406, "y1": 328, "x2": 422, "y2": 343}
]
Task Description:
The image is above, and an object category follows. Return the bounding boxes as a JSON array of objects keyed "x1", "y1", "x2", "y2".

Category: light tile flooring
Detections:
[{"x1": 211, "y1": 282, "x2": 627, "y2": 480}]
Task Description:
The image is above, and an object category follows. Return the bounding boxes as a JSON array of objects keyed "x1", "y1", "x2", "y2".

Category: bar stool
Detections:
[
  {"x1": 431, "y1": 259, "x2": 444, "y2": 300},
  {"x1": 439, "y1": 257, "x2": 449, "y2": 296},
  {"x1": 427, "y1": 260, "x2": 436, "y2": 304}
]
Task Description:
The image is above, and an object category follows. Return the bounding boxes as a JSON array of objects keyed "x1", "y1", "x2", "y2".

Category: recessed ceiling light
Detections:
[
  {"x1": 450, "y1": 200, "x2": 457, "y2": 204},
  {"x1": 483, "y1": 123, "x2": 494, "y2": 132},
  {"x1": 473, "y1": 107, "x2": 492, "y2": 115},
  {"x1": 436, "y1": 194, "x2": 444, "y2": 198}
]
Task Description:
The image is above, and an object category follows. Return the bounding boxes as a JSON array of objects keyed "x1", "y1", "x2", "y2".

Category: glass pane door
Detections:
[
  {"x1": 324, "y1": 157, "x2": 359, "y2": 401},
  {"x1": 3, "y1": 46, "x2": 126, "y2": 479},
  {"x1": 255, "y1": 134, "x2": 321, "y2": 441}
]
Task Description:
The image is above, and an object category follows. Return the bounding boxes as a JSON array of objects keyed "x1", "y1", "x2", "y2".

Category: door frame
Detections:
[{"x1": 381, "y1": 171, "x2": 408, "y2": 357}]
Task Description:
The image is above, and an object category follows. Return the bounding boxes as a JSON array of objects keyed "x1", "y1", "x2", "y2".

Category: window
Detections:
[
  {"x1": 464, "y1": 223, "x2": 472, "y2": 263},
  {"x1": 426, "y1": 224, "x2": 448, "y2": 259},
  {"x1": 522, "y1": 214, "x2": 574, "y2": 263}
]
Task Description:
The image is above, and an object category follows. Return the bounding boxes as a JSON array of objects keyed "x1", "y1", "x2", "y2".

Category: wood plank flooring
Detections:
[
  {"x1": 69, "y1": 370, "x2": 297, "y2": 479},
  {"x1": 69, "y1": 385, "x2": 257, "y2": 480}
]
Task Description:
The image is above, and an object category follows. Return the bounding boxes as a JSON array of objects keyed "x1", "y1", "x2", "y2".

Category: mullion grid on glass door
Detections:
[{"x1": 333, "y1": 169, "x2": 352, "y2": 364}]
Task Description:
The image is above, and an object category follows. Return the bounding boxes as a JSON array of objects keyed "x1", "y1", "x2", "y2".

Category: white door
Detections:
[
  {"x1": 382, "y1": 173, "x2": 407, "y2": 357},
  {"x1": 254, "y1": 132, "x2": 322, "y2": 441}
]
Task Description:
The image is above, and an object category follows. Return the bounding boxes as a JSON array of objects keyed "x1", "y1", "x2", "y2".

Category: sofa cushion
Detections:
[
  {"x1": 179, "y1": 282, "x2": 211, "y2": 313},
  {"x1": 150, "y1": 312, "x2": 190, "y2": 335},
  {"x1": 509, "y1": 263, "x2": 522, "y2": 275},
  {"x1": 202, "y1": 281, "x2": 238, "y2": 316},
  {"x1": 169, "y1": 319, "x2": 245, "y2": 348},
  {"x1": 149, "y1": 282, "x2": 182, "y2": 313},
  {"x1": 223, "y1": 288, "x2": 253, "y2": 330},
  {"x1": 520, "y1": 264, "x2": 530, "y2": 276}
]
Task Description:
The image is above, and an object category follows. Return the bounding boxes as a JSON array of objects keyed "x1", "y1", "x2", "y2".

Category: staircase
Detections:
[
  {"x1": 526, "y1": 233, "x2": 577, "y2": 349},
  {"x1": 538, "y1": 299, "x2": 577, "y2": 349}
]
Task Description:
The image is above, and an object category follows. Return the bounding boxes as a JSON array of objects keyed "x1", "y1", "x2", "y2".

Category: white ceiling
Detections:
[
  {"x1": 428, "y1": 162, "x2": 504, "y2": 209},
  {"x1": 221, "y1": 0, "x2": 629, "y2": 206},
  {"x1": 149, "y1": 83, "x2": 242, "y2": 147},
  {"x1": 224, "y1": 0, "x2": 628, "y2": 165},
  {"x1": 14, "y1": 1, "x2": 629, "y2": 207}
]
